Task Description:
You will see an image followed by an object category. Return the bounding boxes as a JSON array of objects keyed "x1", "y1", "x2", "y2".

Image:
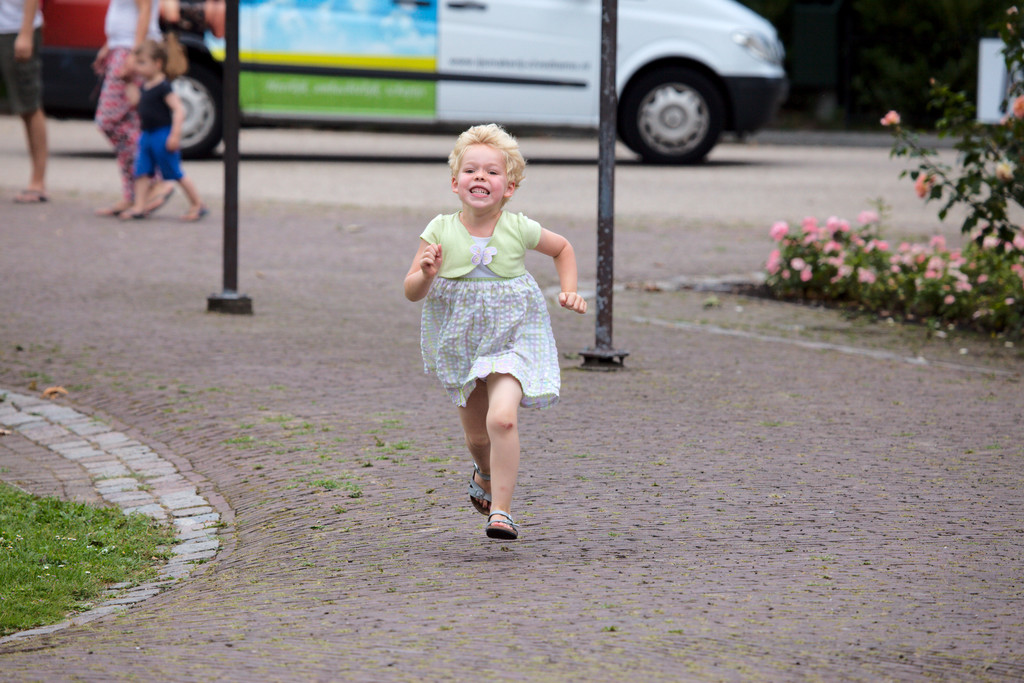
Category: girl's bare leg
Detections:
[
  {"x1": 483, "y1": 373, "x2": 523, "y2": 525},
  {"x1": 458, "y1": 381, "x2": 491, "y2": 510},
  {"x1": 122, "y1": 176, "x2": 152, "y2": 218},
  {"x1": 176, "y1": 176, "x2": 206, "y2": 218}
]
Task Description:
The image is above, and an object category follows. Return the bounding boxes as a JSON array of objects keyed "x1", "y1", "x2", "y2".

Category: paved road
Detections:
[
  {"x1": 1, "y1": 118, "x2": 1022, "y2": 681},
  {"x1": 0, "y1": 117, "x2": 966, "y2": 235}
]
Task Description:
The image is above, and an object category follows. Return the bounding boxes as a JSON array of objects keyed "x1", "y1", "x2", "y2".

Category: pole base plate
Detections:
[
  {"x1": 579, "y1": 347, "x2": 629, "y2": 370},
  {"x1": 207, "y1": 291, "x2": 253, "y2": 315}
]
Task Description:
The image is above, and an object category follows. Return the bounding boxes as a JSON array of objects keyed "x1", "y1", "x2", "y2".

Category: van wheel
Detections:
[
  {"x1": 619, "y1": 67, "x2": 723, "y2": 164},
  {"x1": 173, "y1": 63, "x2": 222, "y2": 159}
]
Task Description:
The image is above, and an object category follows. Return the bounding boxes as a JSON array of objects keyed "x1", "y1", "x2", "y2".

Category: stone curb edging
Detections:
[{"x1": 0, "y1": 388, "x2": 222, "y2": 645}]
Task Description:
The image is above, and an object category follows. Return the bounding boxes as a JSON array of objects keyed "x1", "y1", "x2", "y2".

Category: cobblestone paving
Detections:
[
  {"x1": 0, "y1": 390, "x2": 225, "y2": 645},
  {"x1": 0, "y1": 195, "x2": 1022, "y2": 681}
]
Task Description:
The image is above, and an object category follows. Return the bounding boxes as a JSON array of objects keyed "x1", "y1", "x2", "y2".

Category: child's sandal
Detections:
[
  {"x1": 485, "y1": 510, "x2": 519, "y2": 540},
  {"x1": 468, "y1": 463, "x2": 491, "y2": 515}
]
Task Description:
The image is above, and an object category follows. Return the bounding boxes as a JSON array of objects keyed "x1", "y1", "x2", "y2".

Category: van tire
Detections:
[
  {"x1": 619, "y1": 67, "x2": 724, "y2": 164},
  {"x1": 173, "y1": 63, "x2": 222, "y2": 159}
]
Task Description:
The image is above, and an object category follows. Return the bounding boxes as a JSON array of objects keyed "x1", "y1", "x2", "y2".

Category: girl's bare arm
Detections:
[
  {"x1": 404, "y1": 240, "x2": 442, "y2": 301},
  {"x1": 534, "y1": 228, "x2": 587, "y2": 313},
  {"x1": 133, "y1": 0, "x2": 151, "y2": 48},
  {"x1": 165, "y1": 91, "x2": 185, "y2": 150}
]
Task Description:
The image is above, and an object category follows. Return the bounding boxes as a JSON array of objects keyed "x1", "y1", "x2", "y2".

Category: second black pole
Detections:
[{"x1": 581, "y1": 0, "x2": 627, "y2": 368}]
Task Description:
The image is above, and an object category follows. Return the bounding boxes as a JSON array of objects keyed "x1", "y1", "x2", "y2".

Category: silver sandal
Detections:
[
  {"x1": 468, "y1": 463, "x2": 491, "y2": 515},
  {"x1": 485, "y1": 510, "x2": 520, "y2": 540}
]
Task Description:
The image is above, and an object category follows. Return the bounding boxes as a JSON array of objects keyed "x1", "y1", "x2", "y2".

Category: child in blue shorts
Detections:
[{"x1": 121, "y1": 35, "x2": 207, "y2": 222}]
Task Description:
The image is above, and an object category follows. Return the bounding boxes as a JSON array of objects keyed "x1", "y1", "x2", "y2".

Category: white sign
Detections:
[{"x1": 978, "y1": 37, "x2": 1013, "y2": 123}]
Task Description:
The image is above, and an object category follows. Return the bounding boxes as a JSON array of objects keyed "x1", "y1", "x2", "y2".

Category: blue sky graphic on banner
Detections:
[{"x1": 238, "y1": 0, "x2": 437, "y2": 57}]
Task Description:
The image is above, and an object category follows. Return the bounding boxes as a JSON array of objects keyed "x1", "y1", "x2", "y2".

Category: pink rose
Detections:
[
  {"x1": 766, "y1": 249, "x2": 782, "y2": 274},
  {"x1": 880, "y1": 110, "x2": 901, "y2": 126},
  {"x1": 1013, "y1": 233, "x2": 1024, "y2": 250},
  {"x1": 825, "y1": 216, "x2": 850, "y2": 233},
  {"x1": 1014, "y1": 95, "x2": 1024, "y2": 119},
  {"x1": 944, "y1": 295, "x2": 956, "y2": 305},
  {"x1": 770, "y1": 221, "x2": 789, "y2": 241},
  {"x1": 858, "y1": 268, "x2": 876, "y2": 284},
  {"x1": 790, "y1": 257, "x2": 807, "y2": 271},
  {"x1": 800, "y1": 268, "x2": 813, "y2": 282},
  {"x1": 929, "y1": 235, "x2": 946, "y2": 251},
  {"x1": 858, "y1": 210, "x2": 880, "y2": 225},
  {"x1": 915, "y1": 173, "x2": 934, "y2": 199}
]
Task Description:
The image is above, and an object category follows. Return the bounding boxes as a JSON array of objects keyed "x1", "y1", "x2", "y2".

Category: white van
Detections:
[{"x1": 126, "y1": 0, "x2": 787, "y2": 162}]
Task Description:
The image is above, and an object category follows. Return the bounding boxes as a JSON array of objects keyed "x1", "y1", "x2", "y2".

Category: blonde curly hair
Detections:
[{"x1": 448, "y1": 124, "x2": 526, "y2": 197}]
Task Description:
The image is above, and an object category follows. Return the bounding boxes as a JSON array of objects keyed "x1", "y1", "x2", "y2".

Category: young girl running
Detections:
[
  {"x1": 120, "y1": 35, "x2": 207, "y2": 221},
  {"x1": 404, "y1": 124, "x2": 587, "y2": 540}
]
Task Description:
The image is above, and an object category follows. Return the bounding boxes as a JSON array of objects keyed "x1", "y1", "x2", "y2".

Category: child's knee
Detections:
[{"x1": 486, "y1": 410, "x2": 517, "y2": 435}]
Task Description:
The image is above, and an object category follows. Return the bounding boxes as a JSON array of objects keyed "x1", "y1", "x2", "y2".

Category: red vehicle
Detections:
[{"x1": 41, "y1": 0, "x2": 224, "y2": 157}]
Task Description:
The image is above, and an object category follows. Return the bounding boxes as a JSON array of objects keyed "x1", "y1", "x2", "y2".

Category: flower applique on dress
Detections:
[{"x1": 470, "y1": 244, "x2": 497, "y2": 266}]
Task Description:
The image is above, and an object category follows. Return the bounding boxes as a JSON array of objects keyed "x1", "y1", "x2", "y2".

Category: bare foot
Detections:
[
  {"x1": 119, "y1": 208, "x2": 148, "y2": 221},
  {"x1": 181, "y1": 205, "x2": 209, "y2": 222},
  {"x1": 95, "y1": 200, "x2": 132, "y2": 217}
]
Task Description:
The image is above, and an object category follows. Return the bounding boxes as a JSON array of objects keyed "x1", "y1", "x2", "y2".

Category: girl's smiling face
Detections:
[{"x1": 452, "y1": 144, "x2": 516, "y2": 213}]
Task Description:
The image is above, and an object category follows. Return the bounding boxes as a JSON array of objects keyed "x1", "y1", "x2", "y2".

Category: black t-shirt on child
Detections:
[{"x1": 138, "y1": 80, "x2": 173, "y2": 131}]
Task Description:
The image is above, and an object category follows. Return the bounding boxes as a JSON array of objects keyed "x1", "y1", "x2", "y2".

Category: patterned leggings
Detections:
[{"x1": 94, "y1": 47, "x2": 141, "y2": 202}]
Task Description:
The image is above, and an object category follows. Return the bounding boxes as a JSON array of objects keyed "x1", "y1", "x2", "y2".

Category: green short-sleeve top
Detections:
[{"x1": 419, "y1": 211, "x2": 543, "y2": 279}]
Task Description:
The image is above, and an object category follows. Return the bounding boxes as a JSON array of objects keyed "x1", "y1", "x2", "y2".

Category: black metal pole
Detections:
[
  {"x1": 581, "y1": 0, "x2": 627, "y2": 368},
  {"x1": 207, "y1": 0, "x2": 252, "y2": 314}
]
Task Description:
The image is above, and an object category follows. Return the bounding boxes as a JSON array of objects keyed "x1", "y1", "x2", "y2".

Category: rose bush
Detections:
[
  {"x1": 764, "y1": 212, "x2": 1024, "y2": 337},
  {"x1": 763, "y1": 7, "x2": 1024, "y2": 338},
  {"x1": 885, "y1": 6, "x2": 1024, "y2": 247}
]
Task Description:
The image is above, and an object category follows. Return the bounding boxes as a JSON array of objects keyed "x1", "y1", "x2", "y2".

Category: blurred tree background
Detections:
[{"x1": 739, "y1": 0, "x2": 1010, "y2": 128}]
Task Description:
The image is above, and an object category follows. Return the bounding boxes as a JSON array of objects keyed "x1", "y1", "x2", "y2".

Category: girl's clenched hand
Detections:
[
  {"x1": 558, "y1": 291, "x2": 587, "y2": 314},
  {"x1": 421, "y1": 243, "x2": 443, "y2": 278}
]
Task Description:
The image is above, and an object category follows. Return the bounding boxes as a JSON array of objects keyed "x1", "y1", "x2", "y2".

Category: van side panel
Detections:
[{"x1": 436, "y1": 0, "x2": 600, "y2": 125}]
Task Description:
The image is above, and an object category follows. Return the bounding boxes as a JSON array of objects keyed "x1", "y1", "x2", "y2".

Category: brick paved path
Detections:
[{"x1": 1, "y1": 195, "x2": 1022, "y2": 681}]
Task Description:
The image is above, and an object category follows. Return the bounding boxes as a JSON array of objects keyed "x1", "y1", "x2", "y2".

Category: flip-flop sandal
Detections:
[
  {"x1": 485, "y1": 510, "x2": 519, "y2": 540},
  {"x1": 182, "y1": 206, "x2": 209, "y2": 222},
  {"x1": 96, "y1": 204, "x2": 131, "y2": 217},
  {"x1": 119, "y1": 210, "x2": 148, "y2": 221},
  {"x1": 13, "y1": 189, "x2": 48, "y2": 204},
  {"x1": 468, "y1": 463, "x2": 491, "y2": 515}
]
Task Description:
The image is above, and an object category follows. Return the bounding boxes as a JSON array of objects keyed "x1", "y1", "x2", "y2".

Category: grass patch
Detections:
[{"x1": 0, "y1": 482, "x2": 176, "y2": 636}]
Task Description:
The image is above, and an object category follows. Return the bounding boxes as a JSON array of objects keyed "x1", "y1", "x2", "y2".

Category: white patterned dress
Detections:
[{"x1": 420, "y1": 217, "x2": 561, "y2": 408}]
